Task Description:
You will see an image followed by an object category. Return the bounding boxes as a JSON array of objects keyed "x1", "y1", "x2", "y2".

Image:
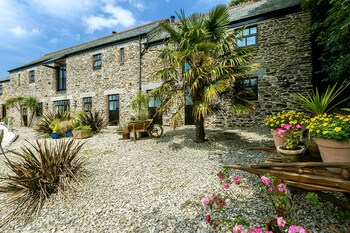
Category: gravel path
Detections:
[{"x1": 0, "y1": 126, "x2": 348, "y2": 232}]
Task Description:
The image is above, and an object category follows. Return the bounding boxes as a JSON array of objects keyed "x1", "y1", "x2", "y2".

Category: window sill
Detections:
[
  {"x1": 93, "y1": 67, "x2": 102, "y2": 70},
  {"x1": 56, "y1": 90, "x2": 66, "y2": 94}
]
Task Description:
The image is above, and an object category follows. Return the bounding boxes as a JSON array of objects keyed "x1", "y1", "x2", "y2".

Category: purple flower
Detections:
[
  {"x1": 277, "y1": 217, "x2": 286, "y2": 227},
  {"x1": 283, "y1": 123, "x2": 292, "y2": 130},
  {"x1": 205, "y1": 214, "x2": 211, "y2": 223},
  {"x1": 215, "y1": 196, "x2": 226, "y2": 209},
  {"x1": 296, "y1": 124, "x2": 303, "y2": 129},
  {"x1": 275, "y1": 128, "x2": 287, "y2": 136},
  {"x1": 288, "y1": 225, "x2": 307, "y2": 233},
  {"x1": 261, "y1": 176, "x2": 271, "y2": 186},
  {"x1": 223, "y1": 182, "x2": 230, "y2": 189},
  {"x1": 232, "y1": 224, "x2": 246, "y2": 233},
  {"x1": 232, "y1": 175, "x2": 241, "y2": 184},
  {"x1": 268, "y1": 187, "x2": 275, "y2": 193},
  {"x1": 277, "y1": 183, "x2": 288, "y2": 192}
]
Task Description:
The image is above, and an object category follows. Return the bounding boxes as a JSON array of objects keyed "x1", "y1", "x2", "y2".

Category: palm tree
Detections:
[
  {"x1": 153, "y1": 5, "x2": 256, "y2": 143},
  {"x1": 23, "y1": 96, "x2": 41, "y2": 127},
  {"x1": 5, "y1": 96, "x2": 24, "y2": 126}
]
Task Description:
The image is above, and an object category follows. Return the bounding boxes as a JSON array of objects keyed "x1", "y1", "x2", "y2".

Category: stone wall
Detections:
[{"x1": 207, "y1": 11, "x2": 313, "y2": 127}]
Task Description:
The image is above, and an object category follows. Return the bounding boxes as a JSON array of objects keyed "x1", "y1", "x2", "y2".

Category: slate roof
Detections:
[
  {"x1": 8, "y1": 18, "x2": 168, "y2": 73},
  {"x1": 0, "y1": 76, "x2": 10, "y2": 83}
]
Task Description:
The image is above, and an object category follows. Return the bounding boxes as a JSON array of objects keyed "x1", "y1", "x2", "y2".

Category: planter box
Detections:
[{"x1": 72, "y1": 129, "x2": 92, "y2": 139}]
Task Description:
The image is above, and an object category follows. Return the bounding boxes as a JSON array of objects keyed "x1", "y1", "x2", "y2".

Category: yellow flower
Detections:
[
  {"x1": 334, "y1": 127, "x2": 342, "y2": 133},
  {"x1": 270, "y1": 124, "x2": 274, "y2": 127},
  {"x1": 323, "y1": 123, "x2": 328, "y2": 127},
  {"x1": 316, "y1": 130, "x2": 320, "y2": 133},
  {"x1": 331, "y1": 123, "x2": 336, "y2": 127},
  {"x1": 276, "y1": 121, "x2": 279, "y2": 124},
  {"x1": 323, "y1": 131, "x2": 328, "y2": 135}
]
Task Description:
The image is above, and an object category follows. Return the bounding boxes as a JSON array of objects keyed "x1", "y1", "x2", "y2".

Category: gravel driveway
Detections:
[{"x1": 0, "y1": 126, "x2": 348, "y2": 233}]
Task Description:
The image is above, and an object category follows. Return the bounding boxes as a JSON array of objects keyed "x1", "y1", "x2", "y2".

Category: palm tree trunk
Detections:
[{"x1": 195, "y1": 115, "x2": 205, "y2": 143}]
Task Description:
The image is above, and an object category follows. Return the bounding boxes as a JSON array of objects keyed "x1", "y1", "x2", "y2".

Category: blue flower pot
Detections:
[
  {"x1": 51, "y1": 133, "x2": 60, "y2": 139},
  {"x1": 65, "y1": 131, "x2": 73, "y2": 137}
]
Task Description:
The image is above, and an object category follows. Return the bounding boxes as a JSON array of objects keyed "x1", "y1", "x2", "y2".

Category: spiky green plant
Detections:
[
  {"x1": 35, "y1": 111, "x2": 71, "y2": 136},
  {"x1": 291, "y1": 84, "x2": 350, "y2": 116},
  {"x1": 78, "y1": 111, "x2": 106, "y2": 133},
  {"x1": 0, "y1": 139, "x2": 87, "y2": 225},
  {"x1": 23, "y1": 96, "x2": 41, "y2": 127}
]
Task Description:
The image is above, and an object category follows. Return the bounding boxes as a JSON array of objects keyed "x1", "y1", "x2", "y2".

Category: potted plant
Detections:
[
  {"x1": 72, "y1": 125, "x2": 93, "y2": 139},
  {"x1": 275, "y1": 123, "x2": 306, "y2": 162},
  {"x1": 307, "y1": 113, "x2": 350, "y2": 173},
  {"x1": 264, "y1": 111, "x2": 309, "y2": 148},
  {"x1": 59, "y1": 120, "x2": 74, "y2": 137},
  {"x1": 51, "y1": 120, "x2": 61, "y2": 139}
]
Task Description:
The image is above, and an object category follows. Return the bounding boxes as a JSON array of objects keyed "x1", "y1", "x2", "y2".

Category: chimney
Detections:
[
  {"x1": 112, "y1": 31, "x2": 116, "y2": 34},
  {"x1": 170, "y1": 16, "x2": 175, "y2": 23}
]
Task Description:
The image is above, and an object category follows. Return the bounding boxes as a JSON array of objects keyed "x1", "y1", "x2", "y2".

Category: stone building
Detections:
[{"x1": 5, "y1": 0, "x2": 312, "y2": 128}]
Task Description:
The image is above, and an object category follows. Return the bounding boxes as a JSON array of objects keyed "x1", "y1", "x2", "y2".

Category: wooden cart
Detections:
[
  {"x1": 224, "y1": 150, "x2": 350, "y2": 210},
  {"x1": 127, "y1": 119, "x2": 163, "y2": 141}
]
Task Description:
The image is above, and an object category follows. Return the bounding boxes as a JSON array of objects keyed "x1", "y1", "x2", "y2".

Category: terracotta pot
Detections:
[
  {"x1": 313, "y1": 138, "x2": 350, "y2": 174},
  {"x1": 277, "y1": 145, "x2": 305, "y2": 163},
  {"x1": 271, "y1": 129, "x2": 286, "y2": 148}
]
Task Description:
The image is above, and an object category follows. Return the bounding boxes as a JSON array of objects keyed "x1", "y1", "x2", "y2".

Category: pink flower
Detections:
[
  {"x1": 288, "y1": 225, "x2": 307, "y2": 233},
  {"x1": 217, "y1": 172, "x2": 225, "y2": 180},
  {"x1": 248, "y1": 227, "x2": 263, "y2": 233},
  {"x1": 261, "y1": 176, "x2": 271, "y2": 186},
  {"x1": 276, "y1": 128, "x2": 286, "y2": 136},
  {"x1": 232, "y1": 175, "x2": 241, "y2": 184},
  {"x1": 223, "y1": 182, "x2": 230, "y2": 189},
  {"x1": 266, "y1": 232, "x2": 273, "y2": 233},
  {"x1": 277, "y1": 183, "x2": 288, "y2": 192},
  {"x1": 215, "y1": 197, "x2": 226, "y2": 209},
  {"x1": 283, "y1": 123, "x2": 292, "y2": 130},
  {"x1": 296, "y1": 124, "x2": 303, "y2": 129},
  {"x1": 277, "y1": 217, "x2": 286, "y2": 227},
  {"x1": 232, "y1": 224, "x2": 246, "y2": 233},
  {"x1": 268, "y1": 187, "x2": 274, "y2": 192},
  {"x1": 203, "y1": 195, "x2": 215, "y2": 206},
  {"x1": 205, "y1": 214, "x2": 211, "y2": 223}
]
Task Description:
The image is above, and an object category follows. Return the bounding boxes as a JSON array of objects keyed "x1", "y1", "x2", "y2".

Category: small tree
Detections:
[
  {"x1": 5, "y1": 96, "x2": 24, "y2": 126},
  {"x1": 23, "y1": 96, "x2": 41, "y2": 127},
  {"x1": 153, "y1": 5, "x2": 255, "y2": 143},
  {"x1": 131, "y1": 91, "x2": 150, "y2": 120}
]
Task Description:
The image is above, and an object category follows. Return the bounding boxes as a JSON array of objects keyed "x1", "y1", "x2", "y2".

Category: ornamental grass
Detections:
[{"x1": 0, "y1": 139, "x2": 87, "y2": 226}]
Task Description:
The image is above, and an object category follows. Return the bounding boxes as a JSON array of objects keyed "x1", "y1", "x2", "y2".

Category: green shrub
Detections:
[
  {"x1": 35, "y1": 111, "x2": 71, "y2": 136},
  {"x1": 78, "y1": 111, "x2": 105, "y2": 133},
  {"x1": 0, "y1": 139, "x2": 87, "y2": 224},
  {"x1": 74, "y1": 125, "x2": 91, "y2": 131}
]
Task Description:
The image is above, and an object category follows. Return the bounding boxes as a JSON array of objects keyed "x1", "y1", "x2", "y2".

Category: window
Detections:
[
  {"x1": 120, "y1": 48, "x2": 125, "y2": 63},
  {"x1": 57, "y1": 65, "x2": 66, "y2": 91},
  {"x1": 54, "y1": 100, "x2": 70, "y2": 113},
  {"x1": 239, "y1": 77, "x2": 258, "y2": 100},
  {"x1": 29, "y1": 70, "x2": 35, "y2": 83},
  {"x1": 93, "y1": 54, "x2": 102, "y2": 69},
  {"x1": 0, "y1": 84, "x2": 3, "y2": 96},
  {"x1": 18, "y1": 74, "x2": 21, "y2": 86},
  {"x1": 83, "y1": 97, "x2": 92, "y2": 112},
  {"x1": 36, "y1": 102, "x2": 43, "y2": 116},
  {"x1": 237, "y1": 26, "x2": 257, "y2": 47}
]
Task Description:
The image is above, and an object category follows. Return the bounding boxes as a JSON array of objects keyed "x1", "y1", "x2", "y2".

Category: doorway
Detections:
[
  {"x1": 22, "y1": 107, "x2": 28, "y2": 126},
  {"x1": 108, "y1": 94, "x2": 119, "y2": 125},
  {"x1": 147, "y1": 90, "x2": 162, "y2": 125}
]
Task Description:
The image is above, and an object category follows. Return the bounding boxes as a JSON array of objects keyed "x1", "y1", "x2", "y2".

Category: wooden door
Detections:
[{"x1": 108, "y1": 95, "x2": 119, "y2": 125}]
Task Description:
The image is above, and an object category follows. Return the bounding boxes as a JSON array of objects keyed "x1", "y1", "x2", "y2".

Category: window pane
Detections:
[
  {"x1": 247, "y1": 36, "x2": 256, "y2": 46},
  {"x1": 149, "y1": 97, "x2": 155, "y2": 108},
  {"x1": 250, "y1": 27, "x2": 257, "y2": 34},
  {"x1": 243, "y1": 29, "x2": 250, "y2": 36},
  {"x1": 237, "y1": 39, "x2": 245, "y2": 47}
]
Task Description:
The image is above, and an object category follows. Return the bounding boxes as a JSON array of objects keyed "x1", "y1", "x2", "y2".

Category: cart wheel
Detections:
[{"x1": 148, "y1": 124, "x2": 163, "y2": 138}]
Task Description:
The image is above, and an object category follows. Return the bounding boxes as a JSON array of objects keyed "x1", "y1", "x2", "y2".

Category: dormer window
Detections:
[{"x1": 237, "y1": 26, "x2": 258, "y2": 47}]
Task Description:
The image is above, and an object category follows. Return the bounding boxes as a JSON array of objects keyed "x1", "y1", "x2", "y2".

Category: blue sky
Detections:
[{"x1": 0, "y1": 0, "x2": 229, "y2": 78}]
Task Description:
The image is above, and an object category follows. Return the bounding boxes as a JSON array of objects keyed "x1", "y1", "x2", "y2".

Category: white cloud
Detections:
[
  {"x1": 10, "y1": 25, "x2": 40, "y2": 37},
  {"x1": 28, "y1": 0, "x2": 96, "y2": 19},
  {"x1": 75, "y1": 33, "x2": 81, "y2": 40},
  {"x1": 82, "y1": 3, "x2": 136, "y2": 33}
]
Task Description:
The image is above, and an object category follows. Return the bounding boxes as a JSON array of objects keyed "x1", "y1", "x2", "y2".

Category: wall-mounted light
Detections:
[
  {"x1": 73, "y1": 100, "x2": 77, "y2": 108},
  {"x1": 282, "y1": 77, "x2": 290, "y2": 87}
]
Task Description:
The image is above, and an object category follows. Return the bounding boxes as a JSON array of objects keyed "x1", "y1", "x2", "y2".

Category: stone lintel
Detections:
[
  {"x1": 142, "y1": 82, "x2": 162, "y2": 91},
  {"x1": 80, "y1": 92, "x2": 96, "y2": 98},
  {"x1": 104, "y1": 89, "x2": 123, "y2": 96},
  {"x1": 50, "y1": 96, "x2": 73, "y2": 101}
]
